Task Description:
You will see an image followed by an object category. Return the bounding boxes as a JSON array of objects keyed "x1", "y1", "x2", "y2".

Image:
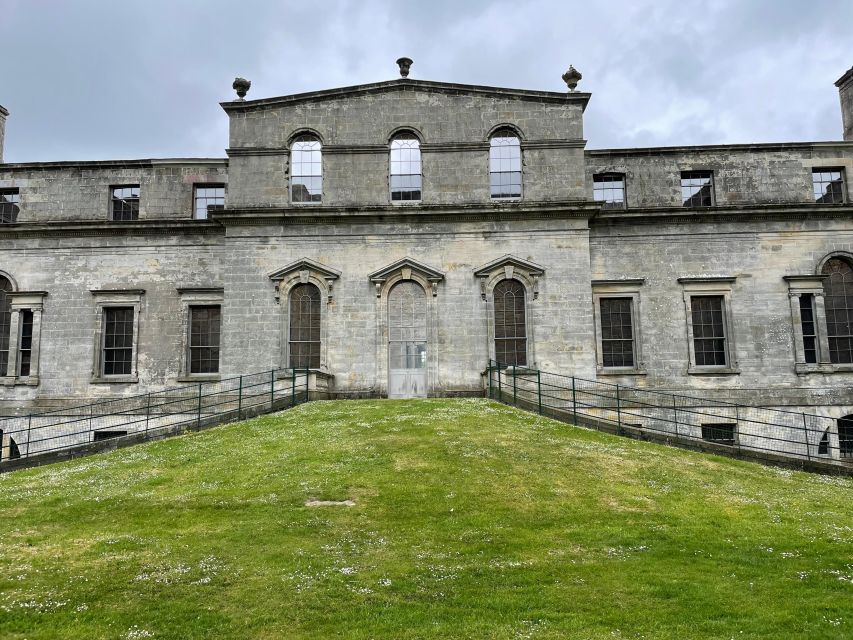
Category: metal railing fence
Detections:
[
  {"x1": 487, "y1": 360, "x2": 853, "y2": 467},
  {"x1": 0, "y1": 369, "x2": 309, "y2": 464}
]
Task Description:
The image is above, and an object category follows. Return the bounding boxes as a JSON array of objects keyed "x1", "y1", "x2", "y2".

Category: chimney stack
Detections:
[
  {"x1": 0, "y1": 105, "x2": 7, "y2": 164},
  {"x1": 836, "y1": 67, "x2": 853, "y2": 142}
]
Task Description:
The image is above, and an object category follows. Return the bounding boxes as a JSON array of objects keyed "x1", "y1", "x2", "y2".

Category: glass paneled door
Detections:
[{"x1": 388, "y1": 281, "x2": 427, "y2": 398}]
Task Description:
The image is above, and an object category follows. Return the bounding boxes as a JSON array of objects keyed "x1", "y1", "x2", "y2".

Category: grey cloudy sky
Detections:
[{"x1": 1, "y1": 0, "x2": 851, "y2": 163}]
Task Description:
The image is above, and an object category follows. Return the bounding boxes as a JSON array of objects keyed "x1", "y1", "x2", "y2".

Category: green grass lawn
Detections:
[{"x1": 1, "y1": 399, "x2": 852, "y2": 639}]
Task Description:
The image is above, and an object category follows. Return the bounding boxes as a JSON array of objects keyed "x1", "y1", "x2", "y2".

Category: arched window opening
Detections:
[
  {"x1": 290, "y1": 136, "x2": 322, "y2": 203},
  {"x1": 818, "y1": 428, "x2": 830, "y2": 455},
  {"x1": 390, "y1": 134, "x2": 422, "y2": 201},
  {"x1": 489, "y1": 129, "x2": 521, "y2": 199},
  {"x1": 822, "y1": 257, "x2": 853, "y2": 363},
  {"x1": 838, "y1": 416, "x2": 853, "y2": 459},
  {"x1": 0, "y1": 276, "x2": 12, "y2": 376},
  {"x1": 288, "y1": 283, "x2": 321, "y2": 368},
  {"x1": 493, "y1": 279, "x2": 527, "y2": 367}
]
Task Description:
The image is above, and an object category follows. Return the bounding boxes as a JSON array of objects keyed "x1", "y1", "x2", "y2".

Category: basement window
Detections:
[
  {"x1": 701, "y1": 423, "x2": 736, "y2": 446},
  {"x1": 93, "y1": 430, "x2": 128, "y2": 442}
]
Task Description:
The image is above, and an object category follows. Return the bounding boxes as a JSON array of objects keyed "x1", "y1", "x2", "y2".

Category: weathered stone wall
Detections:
[
  {"x1": 586, "y1": 143, "x2": 853, "y2": 208},
  {"x1": 226, "y1": 86, "x2": 587, "y2": 208},
  {"x1": 0, "y1": 160, "x2": 227, "y2": 222},
  {"x1": 837, "y1": 68, "x2": 853, "y2": 142}
]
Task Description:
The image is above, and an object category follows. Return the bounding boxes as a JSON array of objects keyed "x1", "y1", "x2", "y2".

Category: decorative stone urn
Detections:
[
  {"x1": 561, "y1": 65, "x2": 582, "y2": 92},
  {"x1": 232, "y1": 77, "x2": 251, "y2": 100},
  {"x1": 396, "y1": 57, "x2": 413, "y2": 78}
]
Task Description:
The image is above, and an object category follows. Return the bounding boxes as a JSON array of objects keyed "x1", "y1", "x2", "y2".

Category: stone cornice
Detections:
[
  {"x1": 593, "y1": 203, "x2": 853, "y2": 225},
  {"x1": 836, "y1": 66, "x2": 853, "y2": 88},
  {"x1": 221, "y1": 78, "x2": 591, "y2": 112},
  {"x1": 211, "y1": 201, "x2": 599, "y2": 226},
  {"x1": 0, "y1": 158, "x2": 227, "y2": 172},
  {"x1": 0, "y1": 105, "x2": 8, "y2": 117},
  {"x1": 586, "y1": 140, "x2": 853, "y2": 157},
  {"x1": 0, "y1": 219, "x2": 223, "y2": 239},
  {"x1": 226, "y1": 140, "x2": 587, "y2": 157}
]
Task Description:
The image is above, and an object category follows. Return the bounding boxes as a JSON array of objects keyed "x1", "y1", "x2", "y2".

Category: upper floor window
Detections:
[
  {"x1": 111, "y1": 185, "x2": 140, "y2": 221},
  {"x1": 822, "y1": 257, "x2": 853, "y2": 363},
  {"x1": 593, "y1": 174, "x2": 626, "y2": 209},
  {"x1": 290, "y1": 136, "x2": 322, "y2": 203},
  {"x1": 489, "y1": 129, "x2": 521, "y2": 199},
  {"x1": 813, "y1": 168, "x2": 846, "y2": 204},
  {"x1": 681, "y1": 171, "x2": 714, "y2": 208},
  {"x1": 390, "y1": 133, "x2": 421, "y2": 202},
  {"x1": 0, "y1": 189, "x2": 20, "y2": 223},
  {"x1": 193, "y1": 184, "x2": 225, "y2": 219}
]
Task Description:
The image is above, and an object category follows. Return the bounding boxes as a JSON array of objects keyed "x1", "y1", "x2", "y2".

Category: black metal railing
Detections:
[
  {"x1": 0, "y1": 369, "x2": 310, "y2": 464},
  {"x1": 487, "y1": 360, "x2": 853, "y2": 466}
]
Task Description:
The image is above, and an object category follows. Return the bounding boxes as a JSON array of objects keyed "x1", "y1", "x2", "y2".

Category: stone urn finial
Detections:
[
  {"x1": 396, "y1": 57, "x2": 413, "y2": 78},
  {"x1": 562, "y1": 65, "x2": 582, "y2": 92},
  {"x1": 232, "y1": 77, "x2": 251, "y2": 101}
]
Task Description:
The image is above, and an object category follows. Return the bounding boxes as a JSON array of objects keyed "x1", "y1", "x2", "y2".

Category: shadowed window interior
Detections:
[
  {"x1": 0, "y1": 189, "x2": 20, "y2": 223},
  {"x1": 593, "y1": 174, "x2": 626, "y2": 209},
  {"x1": 18, "y1": 309, "x2": 33, "y2": 377},
  {"x1": 93, "y1": 430, "x2": 128, "y2": 442},
  {"x1": 111, "y1": 185, "x2": 140, "y2": 221},
  {"x1": 799, "y1": 293, "x2": 818, "y2": 364},
  {"x1": 102, "y1": 307, "x2": 134, "y2": 376},
  {"x1": 390, "y1": 134, "x2": 421, "y2": 201},
  {"x1": 600, "y1": 297, "x2": 634, "y2": 367},
  {"x1": 193, "y1": 184, "x2": 225, "y2": 219},
  {"x1": 837, "y1": 415, "x2": 853, "y2": 458},
  {"x1": 822, "y1": 257, "x2": 853, "y2": 363},
  {"x1": 290, "y1": 136, "x2": 322, "y2": 203},
  {"x1": 388, "y1": 281, "x2": 427, "y2": 369},
  {"x1": 681, "y1": 171, "x2": 714, "y2": 207},
  {"x1": 189, "y1": 305, "x2": 221, "y2": 374},
  {"x1": 0, "y1": 276, "x2": 11, "y2": 376},
  {"x1": 493, "y1": 279, "x2": 527, "y2": 366},
  {"x1": 701, "y1": 423, "x2": 736, "y2": 445},
  {"x1": 819, "y1": 428, "x2": 830, "y2": 455},
  {"x1": 289, "y1": 283, "x2": 321, "y2": 369},
  {"x1": 489, "y1": 129, "x2": 521, "y2": 199},
  {"x1": 691, "y1": 295, "x2": 727, "y2": 366},
  {"x1": 813, "y1": 168, "x2": 846, "y2": 204}
]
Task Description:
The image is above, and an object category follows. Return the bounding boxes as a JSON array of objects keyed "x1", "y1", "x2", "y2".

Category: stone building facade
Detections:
[{"x1": 1, "y1": 63, "x2": 853, "y2": 424}]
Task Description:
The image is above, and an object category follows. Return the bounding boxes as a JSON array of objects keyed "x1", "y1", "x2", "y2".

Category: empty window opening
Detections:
[
  {"x1": 822, "y1": 258, "x2": 853, "y2": 364},
  {"x1": 818, "y1": 429, "x2": 830, "y2": 455},
  {"x1": 93, "y1": 430, "x2": 128, "y2": 442},
  {"x1": 390, "y1": 134, "x2": 422, "y2": 202},
  {"x1": 593, "y1": 174, "x2": 626, "y2": 209},
  {"x1": 681, "y1": 171, "x2": 714, "y2": 207},
  {"x1": 291, "y1": 136, "x2": 323, "y2": 203},
  {"x1": 0, "y1": 189, "x2": 20, "y2": 223},
  {"x1": 838, "y1": 415, "x2": 853, "y2": 458},
  {"x1": 812, "y1": 168, "x2": 846, "y2": 204},
  {"x1": 111, "y1": 186, "x2": 140, "y2": 221},
  {"x1": 490, "y1": 129, "x2": 522, "y2": 199}
]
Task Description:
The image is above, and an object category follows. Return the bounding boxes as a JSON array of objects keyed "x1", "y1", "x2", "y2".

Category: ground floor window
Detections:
[
  {"x1": 493, "y1": 279, "x2": 527, "y2": 367},
  {"x1": 289, "y1": 283, "x2": 321, "y2": 369},
  {"x1": 189, "y1": 305, "x2": 221, "y2": 374}
]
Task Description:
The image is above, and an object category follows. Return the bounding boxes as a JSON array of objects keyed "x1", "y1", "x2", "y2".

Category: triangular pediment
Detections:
[
  {"x1": 268, "y1": 257, "x2": 341, "y2": 282},
  {"x1": 222, "y1": 79, "x2": 590, "y2": 112},
  {"x1": 368, "y1": 257, "x2": 445, "y2": 283},
  {"x1": 473, "y1": 255, "x2": 545, "y2": 278}
]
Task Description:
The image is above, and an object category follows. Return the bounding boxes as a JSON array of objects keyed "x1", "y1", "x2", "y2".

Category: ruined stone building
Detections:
[{"x1": 1, "y1": 60, "x2": 853, "y2": 453}]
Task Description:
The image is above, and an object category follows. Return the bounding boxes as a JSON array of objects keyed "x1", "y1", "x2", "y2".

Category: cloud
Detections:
[{"x1": 1, "y1": 0, "x2": 850, "y2": 162}]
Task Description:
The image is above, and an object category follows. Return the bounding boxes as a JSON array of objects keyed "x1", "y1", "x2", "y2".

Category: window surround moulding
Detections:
[
  {"x1": 176, "y1": 287, "x2": 224, "y2": 382},
  {"x1": 1, "y1": 290, "x2": 48, "y2": 387},
  {"x1": 591, "y1": 279, "x2": 646, "y2": 376},
  {"x1": 678, "y1": 277, "x2": 739, "y2": 376},
  {"x1": 268, "y1": 258, "x2": 341, "y2": 304},
  {"x1": 369, "y1": 257, "x2": 445, "y2": 298},
  {"x1": 90, "y1": 289, "x2": 145, "y2": 384}
]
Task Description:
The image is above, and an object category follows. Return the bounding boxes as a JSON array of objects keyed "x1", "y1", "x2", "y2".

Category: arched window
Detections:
[
  {"x1": 493, "y1": 279, "x2": 527, "y2": 366},
  {"x1": 0, "y1": 276, "x2": 12, "y2": 376},
  {"x1": 489, "y1": 129, "x2": 521, "y2": 199},
  {"x1": 288, "y1": 283, "x2": 321, "y2": 368},
  {"x1": 822, "y1": 257, "x2": 853, "y2": 363},
  {"x1": 390, "y1": 133, "x2": 422, "y2": 201},
  {"x1": 290, "y1": 135, "x2": 322, "y2": 203}
]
